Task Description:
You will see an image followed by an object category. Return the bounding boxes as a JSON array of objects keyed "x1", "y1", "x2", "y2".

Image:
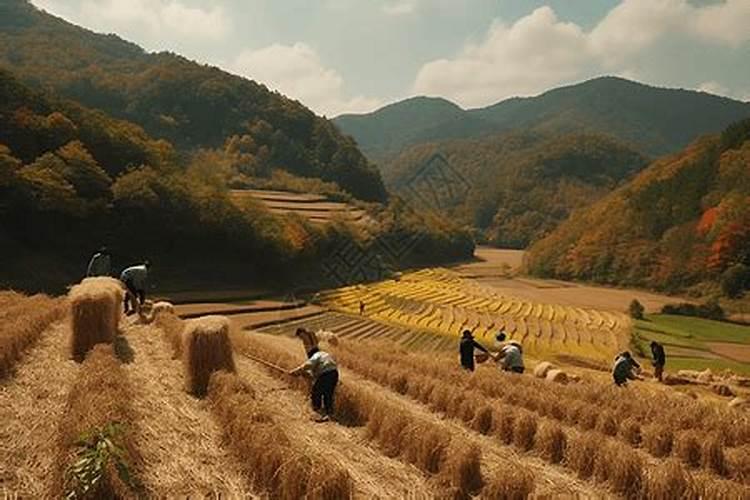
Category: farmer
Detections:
[
  {"x1": 497, "y1": 339, "x2": 525, "y2": 374},
  {"x1": 459, "y1": 330, "x2": 490, "y2": 372},
  {"x1": 290, "y1": 345, "x2": 339, "y2": 422},
  {"x1": 86, "y1": 246, "x2": 111, "y2": 277},
  {"x1": 613, "y1": 351, "x2": 641, "y2": 386},
  {"x1": 359, "y1": 300, "x2": 366, "y2": 316},
  {"x1": 120, "y1": 261, "x2": 150, "y2": 315},
  {"x1": 650, "y1": 341, "x2": 666, "y2": 382}
]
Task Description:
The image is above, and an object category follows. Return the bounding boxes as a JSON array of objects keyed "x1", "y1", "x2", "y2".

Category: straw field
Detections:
[
  {"x1": 4, "y1": 280, "x2": 750, "y2": 499},
  {"x1": 317, "y1": 268, "x2": 631, "y2": 363}
]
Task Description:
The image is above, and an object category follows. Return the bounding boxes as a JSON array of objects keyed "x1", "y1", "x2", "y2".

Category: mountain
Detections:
[
  {"x1": 0, "y1": 0, "x2": 386, "y2": 202},
  {"x1": 335, "y1": 96, "x2": 492, "y2": 160},
  {"x1": 384, "y1": 132, "x2": 647, "y2": 248},
  {"x1": 335, "y1": 77, "x2": 750, "y2": 160},
  {"x1": 525, "y1": 118, "x2": 750, "y2": 295},
  {"x1": 0, "y1": 68, "x2": 474, "y2": 292}
]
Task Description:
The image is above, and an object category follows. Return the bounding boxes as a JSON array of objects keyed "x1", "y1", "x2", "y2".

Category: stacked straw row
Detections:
[
  {"x1": 155, "y1": 312, "x2": 354, "y2": 498},
  {"x1": 0, "y1": 292, "x2": 66, "y2": 378},
  {"x1": 331, "y1": 342, "x2": 750, "y2": 497},
  {"x1": 52, "y1": 345, "x2": 143, "y2": 498},
  {"x1": 231, "y1": 332, "x2": 535, "y2": 499}
]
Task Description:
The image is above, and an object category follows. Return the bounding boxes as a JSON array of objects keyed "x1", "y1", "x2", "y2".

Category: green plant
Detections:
[
  {"x1": 64, "y1": 422, "x2": 138, "y2": 499},
  {"x1": 629, "y1": 299, "x2": 645, "y2": 319}
]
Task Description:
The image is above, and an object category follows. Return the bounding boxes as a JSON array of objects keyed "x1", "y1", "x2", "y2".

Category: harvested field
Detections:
[{"x1": 709, "y1": 343, "x2": 750, "y2": 363}]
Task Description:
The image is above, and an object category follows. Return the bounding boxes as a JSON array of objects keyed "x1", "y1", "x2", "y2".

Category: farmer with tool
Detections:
[
  {"x1": 495, "y1": 333, "x2": 525, "y2": 374},
  {"x1": 120, "y1": 261, "x2": 150, "y2": 315},
  {"x1": 290, "y1": 329, "x2": 340, "y2": 422},
  {"x1": 613, "y1": 351, "x2": 641, "y2": 386},
  {"x1": 459, "y1": 330, "x2": 490, "y2": 372},
  {"x1": 650, "y1": 341, "x2": 666, "y2": 382},
  {"x1": 86, "y1": 246, "x2": 111, "y2": 277}
]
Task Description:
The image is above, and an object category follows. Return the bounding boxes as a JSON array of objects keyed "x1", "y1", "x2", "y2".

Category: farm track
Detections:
[
  {"x1": 232, "y1": 352, "x2": 434, "y2": 499},
  {"x1": 123, "y1": 321, "x2": 251, "y2": 497},
  {"x1": 0, "y1": 322, "x2": 76, "y2": 497}
]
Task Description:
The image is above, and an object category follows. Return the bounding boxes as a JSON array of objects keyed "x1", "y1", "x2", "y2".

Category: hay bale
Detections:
[
  {"x1": 701, "y1": 434, "x2": 727, "y2": 476},
  {"x1": 68, "y1": 278, "x2": 123, "y2": 361},
  {"x1": 533, "y1": 361, "x2": 554, "y2": 379},
  {"x1": 674, "y1": 432, "x2": 701, "y2": 468},
  {"x1": 546, "y1": 369, "x2": 568, "y2": 384},
  {"x1": 535, "y1": 421, "x2": 566, "y2": 464},
  {"x1": 729, "y1": 397, "x2": 749, "y2": 410},
  {"x1": 696, "y1": 369, "x2": 714, "y2": 384},
  {"x1": 183, "y1": 315, "x2": 236, "y2": 397},
  {"x1": 677, "y1": 369, "x2": 701, "y2": 380},
  {"x1": 711, "y1": 384, "x2": 735, "y2": 397},
  {"x1": 644, "y1": 460, "x2": 697, "y2": 500}
]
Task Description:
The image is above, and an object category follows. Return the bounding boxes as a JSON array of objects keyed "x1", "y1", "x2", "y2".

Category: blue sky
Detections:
[{"x1": 31, "y1": 0, "x2": 750, "y2": 116}]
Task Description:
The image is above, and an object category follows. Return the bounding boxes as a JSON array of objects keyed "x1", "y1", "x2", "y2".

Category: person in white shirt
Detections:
[
  {"x1": 495, "y1": 332, "x2": 525, "y2": 374},
  {"x1": 120, "y1": 261, "x2": 150, "y2": 315},
  {"x1": 290, "y1": 344, "x2": 339, "y2": 422}
]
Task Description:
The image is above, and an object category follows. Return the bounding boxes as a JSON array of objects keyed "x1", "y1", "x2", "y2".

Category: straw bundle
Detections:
[
  {"x1": 438, "y1": 442, "x2": 483, "y2": 497},
  {"x1": 482, "y1": 462, "x2": 535, "y2": 500},
  {"x1": 182, "y1": 316, "x2": 235, "y2": 396},
  {"x1": 674, "y1": 431, "x2": 702, "y2": 468},
  {"x1": 642, "y1": 424, "x2": 673, "y2": 457},
  {"x1": 643, "y1": 459, "x2": 697, "y2": 500},
  {"x1": 595, "y1": 411, "x2": 619, "y2": 436},
  {"x1": 619, "y1": 417, "x2": 642, "y2": 446},
  {"x1": 470, "y1": 405, "x2": 494, "y2": 435},
  {"x1": 566, "y1": 433, "x2": 599, "y2": 479},
  {"x1": 533, "y1": 361, "x2": 554, "y2": 379},
  {"x1": 512, "y1": 411, "x2": 537, "y2": 451},
  {"x1": 535, "y1": 421, "x2": 566, "y2": 464},
  {"x1": 68, "y1": 277, "x2": 123, "y2": 361},
  {"x1": 701, "y1": 434, "x2": 727, "y2": 476},
  {"x1": 155, "y1": 312, "x2": 185, "y2": 358}
]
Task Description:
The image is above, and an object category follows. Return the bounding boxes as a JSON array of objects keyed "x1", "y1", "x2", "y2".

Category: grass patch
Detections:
[{"x1": 633, "y1": 314, "x2": 750, "y2": 374}]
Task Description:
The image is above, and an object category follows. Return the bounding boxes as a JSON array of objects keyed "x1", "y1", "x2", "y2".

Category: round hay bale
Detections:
[
  {"x1": 533, "y1": 361, "x2": 554, "y2": 379},
  {"x1": 677, "y1": 370, "x2": 701, "y2": 379},
  {"x1": 696, "y1": 369, "x2": 714, "y2": 384},
  {"x1": 183, "y1": 315, "x2": 236, "y2": 397},
  {"x1": 711, "y1": 384, "x2": 735, "y2": 397},
  {"x1": 729, "y1": 397, "x2": 749, "y2": 410},
  {"x1": 546, "y1": 369, "x2": 568, "y2": 384}
]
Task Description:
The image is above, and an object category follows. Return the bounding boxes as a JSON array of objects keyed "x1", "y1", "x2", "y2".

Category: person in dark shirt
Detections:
[
  {"x1": 459, "y1": 330, "x2": 489, "y2": 371},
  {"x1": 650, "y1": 341, "x2": 666, "y2": 382},
  {"x1": 613, "y1": 351, "x2": 641, "y2": 386}
]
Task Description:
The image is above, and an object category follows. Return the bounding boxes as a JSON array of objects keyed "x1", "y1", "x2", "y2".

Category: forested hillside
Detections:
[
  {"x1": 385, "y1": 132, "x2": 647, "y2": 248},
  {"x1": 526, "y1": 119, "x2": 750, "y2": 297},
  {"x1": 0, "y1": 69, "x2": 473, "y2": 292},
  {"x1": 0, "y1": 0, "x2": 386, "y2": 202},
  {"x1": 336, "y1": 77, "x2": 750, "y2": 160}
]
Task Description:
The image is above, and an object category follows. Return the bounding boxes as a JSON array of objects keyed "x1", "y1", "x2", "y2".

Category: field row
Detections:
[{"x1": 317, "y1": 269, "x2": 630, "y2": 361}]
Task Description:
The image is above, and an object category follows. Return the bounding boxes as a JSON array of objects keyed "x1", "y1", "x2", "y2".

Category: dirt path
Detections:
[
  {"x1": 0, "y1": 321, "x2": 78, "y2": 497},
  {"x1": 232, "y1": 353, "x2": 434, "y2": 499},
  {"x1": 122, "y1": 321, "x2": 252, "y2": 497},
  {"x1": 254, "y1": 333, "x2": 612, "y2": 498}
]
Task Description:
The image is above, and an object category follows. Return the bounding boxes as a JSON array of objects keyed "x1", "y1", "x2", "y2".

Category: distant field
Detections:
[
  {"x1": 229, "y1": 189, "x2": 374, "y2": 226},
  {"x1": 634, "y1": 314, "x2": 750, "y2": 375},
  {"x1": 455, "y1": 247, "x2": 687, "y2": 313}
]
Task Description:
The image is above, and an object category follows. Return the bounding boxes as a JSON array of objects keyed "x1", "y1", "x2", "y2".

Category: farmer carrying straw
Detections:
[
  {"x1": 650, "y1": 341, "x2": 666, "y2": 382},
  {"x1": 86, "y1": 246, "x2": 111, "y2": 277},
  {"x1": 459, "y1": 330, "x2": 490, "y2": 372},
  {"x1": 120, "y1": 261, "x2": 150, "y2": 315},
  {"x1": 613, "y1": 351, "x2": 641, "y2": 386}
]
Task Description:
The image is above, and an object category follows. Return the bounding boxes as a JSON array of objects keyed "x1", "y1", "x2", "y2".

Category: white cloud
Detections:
[
  {"x1": 414, "y1": 7, "x2": 593, "y2": 107},
  {"x1": 230, "y1": 43, "x2": 382, "y2": 116},
  {"x1": 413, "y1": 1, "x2": 750, "y2": 108},
  {"x1": 383, "y1": 1, "x2": 418, "y2": 16},
  {"x1": 32, "y1": 0, "x2": 230, "y2": 44}
]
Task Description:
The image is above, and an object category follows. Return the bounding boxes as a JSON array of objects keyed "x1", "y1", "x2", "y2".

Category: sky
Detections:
[{"x1": 30, "y1": 0, "x2": 750, "y2": 117}]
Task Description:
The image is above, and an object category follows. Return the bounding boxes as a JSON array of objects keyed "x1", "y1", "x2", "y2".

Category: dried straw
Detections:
[
  {"x1": 182, "y1": 316, "x2": 235, "y2": 397},
  {"x1": 68, "y1": 277, "x2": 123, "y2": 361}
]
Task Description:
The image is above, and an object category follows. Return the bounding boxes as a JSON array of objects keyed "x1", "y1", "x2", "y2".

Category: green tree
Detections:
[
  {"x1": 628, "y1": 299, "x2": 645, "y2": 320},
  {"x1": 721, "y1": 264, "x2": 750, "y2": 298}
]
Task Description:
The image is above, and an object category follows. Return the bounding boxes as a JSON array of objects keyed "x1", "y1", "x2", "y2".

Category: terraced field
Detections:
[
  {"x1": 229, "y1": 189, "x2": 373, "y2": 226},
  {"x1": 316, "y1": 268, "x2": 632, "y2": 363}
]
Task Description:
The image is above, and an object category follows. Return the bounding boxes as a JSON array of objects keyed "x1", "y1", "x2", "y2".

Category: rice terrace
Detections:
[{"x1": 2, "y1": 0, "x2": 750, "y2": 498}]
